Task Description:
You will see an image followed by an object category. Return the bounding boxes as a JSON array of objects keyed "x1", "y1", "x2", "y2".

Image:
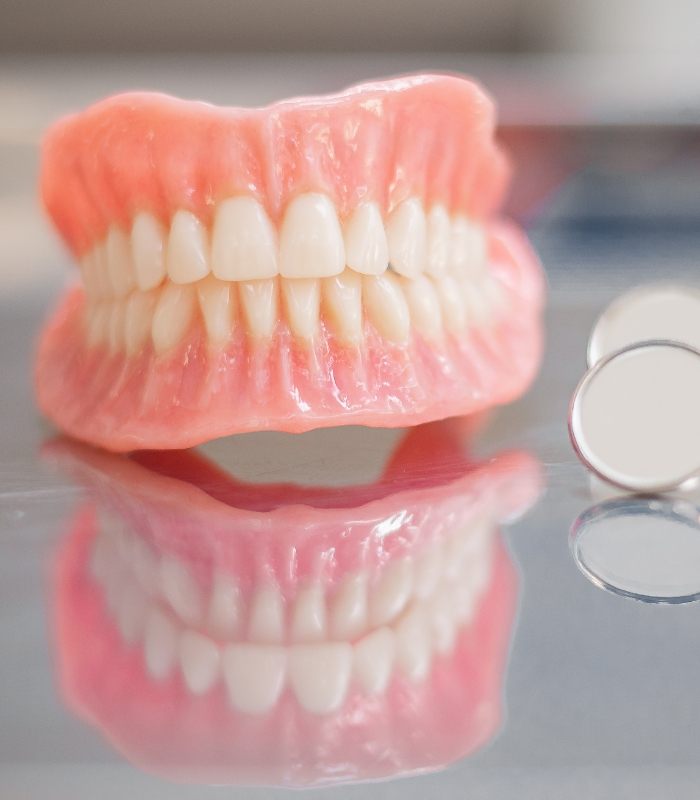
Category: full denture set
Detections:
[{"x1": 36, "y1": 74, "x2": 544, "y2": 451}]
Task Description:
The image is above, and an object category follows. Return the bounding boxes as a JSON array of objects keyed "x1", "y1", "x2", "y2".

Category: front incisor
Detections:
[
  {"x1": 211, "y1": 196, "x2": 278, "y2": 281},
  {"x1": 279, "y1": 193, "x2": 345, "y2": 279}
]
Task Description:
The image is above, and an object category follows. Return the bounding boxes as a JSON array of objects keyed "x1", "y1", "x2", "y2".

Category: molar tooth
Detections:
[
  {"x1": 352, "y1": 627, "x2": 395, "y2": 694},
  {"x1": 281, "y1": 277, "x2": 320, "y2": 341},
  {"x1": 158, "y1": 555, "x2": 203, "y2": 626},
  {"x1": 401, "y1": 274, "x2": 442, "y2": 339},
  {"x1": 290, "y1": 584, "x2": 327, "y2": 643},
  {"x1": 289, "y1": 643, "x2": 352, "y2": 714},
  {"x1": 144, "y1": 608, "x2": 177, "y2": 680},
  {"x1": 368, "y1": 558, "x2": 413, "y2": 627},
  {"x1": 151, "y1": 282, "x2": 196, "y2": 354},
  {"x1": 197, "y1": 275, "x2": 236, "y2": 345},
  {"x1": 124, "y1": 289, "x2": 158, "y2": 356},
  {"x1": 426, "y1": 204, "x2": 451, "y2": 276},
  {"x1": 386, "y1": 198, "x2": 426, "y2": 278},
  {"x1": 212, "y1": 196, "x2": 278, "y2": 280},
  {"x1": 450, "y1": 216, "x2": 487, "y2": 276},
  {"x1": 435, "y1": 274, "x2": 467, "y2": 331},
  {"x1": 395, "y1": 603, "x2": 431, "y2": 682},
  {"x1": 330, "y1": 573, "x2": 368, "y2": 641},
  {"x1": 223, "y1": 644, "x2": 286, "y2": 714},
  {"x1": 279, "y1": 193, "x2": 344, "y2": 279},
  {"x1": 342, "y1": 202, "x2": 388, "y2": 275},
  {"x1": 248, "y1": 584, "x2": 284, "y2": 643},
  {"x1": 167, "y1": 210, "x2": 210, "y2": 284},
  {"x1": 239, "y1": 278, "x2": 278, "y2": 339},
  {"x1": 322, "y1": 270, "x2": 363, "y2": 344},
  {"x1": 362, "y1": 273, "x2": 410, "y2": 343},
  {"x1": 207, "y1": 572, "x2": 242, "y2": 639},
  {"x1": 107, "y1": 300, "x2": 127, "y2": 353},
  {"x1": 179, "y1": 630, "x2": 221, "y2": 695},
  {"x1": 131, "y1": 212, "x2": 167, "y2": 291},
  {"x1": 106, "y1": 226, "x2": 136, "y2": 298}
]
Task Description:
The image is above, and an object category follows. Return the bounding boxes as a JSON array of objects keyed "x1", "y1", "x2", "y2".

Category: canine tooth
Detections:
[
  {"x1": 322, "y1": 270, "x2": 363, "y2": 344},
  {"x1": 158, "y1": 555, "x2": 203, "y2": 626},
  {"x1": 131, "y1": 212, "x2": 167, "y2": 291},
  {"x1": 248, "y1": 585, "x2": 284, "y2": 643},
  {"x1": 107, "y1": 300, "x2": 127, "y2": 353},
  {"x1": 290, "y1": 584, "x2": 327, "y2": 643},
  {"x1": 207, "y1": 572, "x2": 242, "y2": 639},
  {"x1": 179, "y1": 631, "x2": 221, "y2": 695},
  {"x1": 369, "y1": 558, "x2": 413, "y2": 627},
  {"x1": 144, "y1": 608, "x2": 177, "y2": 680},
  {"x1": 223, "y1": 644, "x2": 286, "y2": 714},
  {"x1": 151, "y1": 282, "x2": 196, "y2": 354},
  {"x1": 167, "y1": 210, "x2": 210, "y2": 284},
  {"x1": 124, "y1": 289, "x2": 158, "y2": 355},
  {"x1": 413, "y1": 545, "x2": 443, "y2": 599},
  {"x1": 450, "y1": 216, "x2": 487, "y2": 276},
  {"x1": 212, "y1": 196, "x2": 278, "y2": 280},
  {"x1": 239, "y1": 278, "x2": 278, "y2": 339},
  {"x1": 289, "y1": 643, "x2": 352, "y2": 714},
  {"x1": 343, "y1": 202, "x2": 388, "y2": 275},
  {"x1": 197, "y1": 275, "x2": 235, "y2": 345},
  {"x1": 363, "y1": 273, "x2": 410, "y2": 343},
  {"x1": 386, "y1": 198, "x2": 426, "y2": 278},
  {"x1": 352, "y1": 627, "x2": 395, "y2": 694},
  {"x1": 279, "y1": 193, "x2": 344, "y2": 278},
  {"x1": 106, "y1": 226, "x2": 136, "y2": 298},
  {"x1": 395, "y1": 603, "x2": 431, "y2": 682},
  {"x1": 330, "y1": 573, "x2": 368, "y2": 640},
  {"x1": 435, "y1": 274, "x2": 467, "y2": 331},
  {"x1": 281, "y1": 278, "x2": 320, "y2": 341},
  {"x1": 401, "y1": 274, "x2": 442, "y2": 338},
  {"x1": 426, "y1": 205, "x2": 451, "y2": 276}
]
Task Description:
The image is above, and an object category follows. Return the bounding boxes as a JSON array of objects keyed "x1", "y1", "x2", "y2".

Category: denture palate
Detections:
[{"x1": 80, "y1": 195, "x2": 500, "y2": 355}]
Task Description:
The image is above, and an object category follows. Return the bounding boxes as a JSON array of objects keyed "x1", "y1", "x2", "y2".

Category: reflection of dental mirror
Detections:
[{"x1": 571, "y1": 497, "x2": 700, "y2": 604}]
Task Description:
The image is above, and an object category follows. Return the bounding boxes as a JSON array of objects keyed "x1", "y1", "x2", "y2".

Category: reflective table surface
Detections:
[{"x1": 2, "y1": 56, "x2": 700, "y2": 799}]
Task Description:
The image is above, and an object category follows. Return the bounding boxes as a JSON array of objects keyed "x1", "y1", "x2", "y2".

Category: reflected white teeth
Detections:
[
  {"x1": 207, "y1": 572, "x2": 242, "y2": 639},
  {"x1": 151, "y1": 282, "x2": 196, "y2": 354},
  {"x1": 322, "y1": 270, "x2": 363, "y2": 345},
  {"x1": 330, "y1": 573, "x2": 368, "y2": 640},
  {"x1": 167, "y1": 210, "x2": 210, "y2": 284},
  {"x1": 368, "y1": 558, "x2": 413, "y2": 627},
  {"x1": 131, "y1": 212, "x2": 167, "y2": 291},
  {"x1": 386, "y1": 198, "x2": 426, "y2": 278},
  {"x1": 426, "y1": 204, "x2": 451, "y2": 276},
  {"x1": 279, "y1": 193, "x2": 345, "y2": 278},
  {"x1": 248, "y1": 585, "x2": 284, "y2": 643},
  {"x1": 197, "y1": 275, "x2": 235, "y2": 345},
  {"x1": 158, "y1": 556, "x2": 203, "y2": 626},
  {"x1": 212, "y1": 197, "x2": 278, "y2": 281},
  {"x1": 124, "y1": 289, "x2": 157, "y2": 355},
  {"x1": 144, "y1": 608, "x2": 177, "y2": 680},
  {"x1": 281, "y1": 278, "x2": 321, "y2": 341},
  {"x1": 290, "y1": 584, "x2": 327, "y2": 642},
  {"x1": 352, "y1": 628, "x2": 395, "y2": 694},
  {"x1": 106, "y1": 226, "x2": 136, "y2": 298},
  {"x1": 239, "y1": 278, "x2": 279, "y2": 339},
  {"x1": 362, "y1": 273, "x2": 410, "y2": 343},
  {"x1": 343, "y1": 202, "x2": 388, "y2": 276},
  {"x1": 402, "y1": 275, "x2": 442, "y2": 338},
  {"x1": 179, "y1": 630, "x2": 221, "y2": 695},
  {"x1": 223, "y1": 644, "x2": 286, "y2": 714},
  {"x1": 289, "y1": 643, "x2": 352, "y2": 714}
]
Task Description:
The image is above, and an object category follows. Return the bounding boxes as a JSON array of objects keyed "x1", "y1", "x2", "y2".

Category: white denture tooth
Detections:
[
  {"x1": 131, "y1": 212, "x2": 167, "y2": 291},
  {"x1": 223, "y1": 644, "x2": 286, "y2": 714},
  {"x1": 93, "y1": 243, "x2": 112, "y2": 300},
  {"x1": 450, "y1": 216, "x2": 487, "y2": 277},
  {"x1": 395, "y1": 603, "x2": 431, "y2": 682},
  {"x1": 352, "y1": 627, "x2": 395, "y2": 694},
  {"x1": 116, "y1": 585, "x2": 147, "y2": 645},
  {"x1": 386, "y1": 198, "x2": 427, "y2": 278},
  {"x1": 86, "y1": 303, "x2": 110, "y2": 348},
  {"x1": 281, "y1": 277, "x2": 321, "y2": 341},
  {"x1": 368, "y1": 558, "x2": 413, "y2": 627},
  {"x1": 106, "y1": 225, "x2": 136, "y2": 298},
  {"x1": 197, "y1": 275, "x2": 235, "y2": 345},
  {"x1": 158, "y1": 555, "x2": 203, "y2": 626},
  {"x1": 436, "y1": 274, "x2": 467, "y2": 331},
  {"x1": 342, "y1": 202, "x2": 388, "y2": 276},
  {"x1": 290, "y1": 584, "x2": 327, "y2": 643},
  {"x1": 414, "y1": 544, "x2": 443, "y2": 599},
  {"x1": 426, "y1": 204, "x2": 451, "y2": 276},
  {"x1": 401, "y1": 274, "x2": 443, "y2": 339},
  {"x1": 167, "y1": 210, "x2": 210, "y2": 284},
  {"x1": 207, "y1": 572, "x2": 242, "y2": 639},
  {"x1": 144, "y1": 608, "x2": 177, "y2": 680},
  {"x1": 107, "y1": 300, "x2": 127, "y2": 354},
  {"x1": 289, "y1": 643, "x2": 352, "y2": 714},
  {"x1": 429, "y1": 588, "x2": 457, "y2": 655},
  {"x1": 151, "y1": 282, "x2": 196, "y2": 354},
  {"x1": 129, "y1": 537, "x2": 159, "y2": 595},
  {"x1": 445, "y1": 531, "x2": 469, "y2": 581},
  {"x1": 124, "y1": 289, "x2": 158, "y2": 356},
  {"x1": 322, "y1": 270, "x2": 363, "y2": 344},
  {"x1": 279, "y1": 193, "x2": 345, "y2": 279},
  {"x1": 248, "y1": 584, "x2": 284, "y2": 643},
  {"x1": 239, "y1": 278, "x2": 278, "y2": 339},
  {"x1": 330, "y1": 573, "x2": 368, "y2": 641},
  {"x1": 362, "y1": 273, "x2": 410, "y2": 343},
  {"x1": 212, "y1": 196, "x2": 278, "y2": 281},
  {"x1": 179, "y1": 630, "x2": 221, "y2": 695}
]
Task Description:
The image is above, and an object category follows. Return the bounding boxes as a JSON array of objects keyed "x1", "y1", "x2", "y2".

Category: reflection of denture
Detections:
[
  {"x1": 49, "y1": 422, "x2": 541, "y2": 786},
  {"x1": 37, "y1": 76, "x2": 545, "y2": 451}
]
